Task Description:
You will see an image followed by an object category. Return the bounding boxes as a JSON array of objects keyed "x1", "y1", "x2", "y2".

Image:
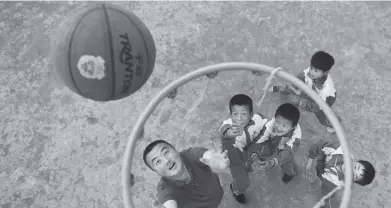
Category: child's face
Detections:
[
  {"x1": 341, "y1": 161, "x2": 365, "y2": 182},
  {"x1": 273, "y1": 115, "x2": 294, "y2": 136},
  {"x1": 308, "y1": 66, "x2": 327, "y2": 80},
  {"x1": 230, "y1": 105, "x2": 252, "y2": 127}
]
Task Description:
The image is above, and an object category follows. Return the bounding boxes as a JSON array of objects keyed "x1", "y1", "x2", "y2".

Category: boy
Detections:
[
  {"x1": 304, "y1": 139, "x2": 376, "y2": 208},
  {"x1": 248, "y1": 103, "x2": 302, "y2": 183},
  {"x1": 270, "y1": 51, "x2": 341, "y2": 133},
  {"x1": 219, "y1": 94, "x2": 268, "y2": 204},
  {"x1": 143, "y1": 140, "x2": 230, "y2": 208}
]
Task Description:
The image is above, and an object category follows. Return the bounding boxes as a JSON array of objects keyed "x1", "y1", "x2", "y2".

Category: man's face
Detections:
[
  {"x1": 273, "y1": 115, "x2": 294, "y2": 136},
  {"x1": 230, "y1": 105, "x2": 252, "y2": 128},
  {"x1": 341, "y1": 161, "x2": 365, "y2": 181},
  {"x1": 146, "y1": 143, "x2": 184, "y2": 178}
]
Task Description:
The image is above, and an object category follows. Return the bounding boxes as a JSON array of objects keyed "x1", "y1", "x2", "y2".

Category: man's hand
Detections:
[{"x1": 200, "y1": 145, "x2": 230, "y2": 171}]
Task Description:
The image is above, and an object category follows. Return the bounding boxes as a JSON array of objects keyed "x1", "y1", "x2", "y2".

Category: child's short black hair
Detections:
[
  {"x1": 311, "y1": 51, "x2": 334, "y2": 72},
  {"x1": 229, "y1": 94, "x2": 253, "y2": 113},
  {"x1": 355, "y1": 160, "x2": 376, "y2": 186},
  {"x1": 275, "y1": 103, "x2": 300, "y2": 127},
  {"x1": 143, "y1": 140, "x2": 174, "y2": 170}
]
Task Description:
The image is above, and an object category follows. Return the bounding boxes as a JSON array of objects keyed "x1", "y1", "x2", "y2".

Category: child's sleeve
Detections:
[
  {"x1": 219, "y1": 118, "x2": 233, "y2": 139},
  {"x1": 256, "y1": 119, "x2": 274, "y2": 143},
  {"x1": 278, "y1": 71, "x2": 306, "y2": 95},
  {"x1": 299, "y1": 93, "x2": 336, "y2": 113},
  {"x1": 296, "y1": 70, "x2": 306, "y2": 82},
  {"x1": 246, "y1": 113, "x2": 268, "y2": 144},
  {"x1": 308, "y1": 139, "x2": 342, "y2": 168},
  {"x1": 308, "y1": 139, "x2": 332, "y2": 159},
  {"x1": 285, "y1": 125, "x2": 302, "y2": 150}
]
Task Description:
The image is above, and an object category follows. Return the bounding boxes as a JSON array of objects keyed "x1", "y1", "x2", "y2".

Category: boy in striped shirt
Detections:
[
  {"x1": 219, "y1": 94, "x2": 268, "y2": 204},
  {"x1": 304, "y1": 139, "x2": 376, "y2": 208},
  {"x1": 248, "y1": 103, "x2": 302, "y2": 183},
  {"x1": 270, "y1": 51, "x2": 342, "y2": 133}
]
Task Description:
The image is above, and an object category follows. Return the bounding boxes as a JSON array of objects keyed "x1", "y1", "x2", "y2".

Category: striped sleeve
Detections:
[
  {"x1": 219, "y1": 118, "x2": 233, "y2": 137},
  {"x1": 296, "y1": 70, "x2": 306, "y2": 82},
  {"x1": 308, "y1": 139, "x2": 332, "y2": 159},
  {"x1": 285, "y1": 125, "x2": 302, "y2": 149},
  {"x1": 257, "y1": 119, "x2": 274, "y2": 143}
]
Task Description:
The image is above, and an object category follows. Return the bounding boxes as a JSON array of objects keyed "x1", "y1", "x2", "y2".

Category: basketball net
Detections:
[{"x1": 257, "y1": 67, "x2": 346, "y2": 208}]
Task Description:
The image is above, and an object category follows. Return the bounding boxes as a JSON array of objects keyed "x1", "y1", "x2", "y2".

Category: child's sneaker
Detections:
[{"x1": 326, "y1": 127, "x2": 336, "y2": 133}]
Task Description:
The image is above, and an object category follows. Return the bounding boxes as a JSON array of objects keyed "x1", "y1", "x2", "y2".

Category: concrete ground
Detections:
[{"x1": 1, "y1": 1, "x2": 390, "y2": 208}]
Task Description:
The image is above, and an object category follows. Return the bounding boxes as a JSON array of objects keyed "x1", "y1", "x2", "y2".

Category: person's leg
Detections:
[
  {"x1": 276, "y1": 149, "x2": 297, "y2": 182},
  {"x1": 221, "y1": 138, "x2": 249, "y2": 204},
  {"x1": 229, "y1": 165, "x2": 250, "y2": 201},
  {"x1": 314, "y1": 110, "x2": 342, "y2": 133},
  {"x1": 280, "y1": 160, "x2": 297, "y2": 183},
  {"x1": 320, "y1": 182, "x2": 340, "y2": 208}
]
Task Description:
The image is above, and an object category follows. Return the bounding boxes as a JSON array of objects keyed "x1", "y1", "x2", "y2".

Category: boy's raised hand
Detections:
[
  {"x1": 199, "y1": 144, "x2": 230, "y2": 171},
  {"x1": 231, "y1": 123, "x2": 244, "y2": 137}
]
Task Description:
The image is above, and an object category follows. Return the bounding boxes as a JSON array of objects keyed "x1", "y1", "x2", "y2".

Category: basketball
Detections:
[{"x1": 50, "y1": 3, "x2": 156, "y2": 101}]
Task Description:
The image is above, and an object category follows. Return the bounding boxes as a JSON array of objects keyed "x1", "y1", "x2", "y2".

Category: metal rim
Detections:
[{"x1": 121, "y1": 62, "x2": 352, "y2": 208}]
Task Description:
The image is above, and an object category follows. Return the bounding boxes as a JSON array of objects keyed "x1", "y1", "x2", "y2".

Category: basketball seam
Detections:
[
  {"x1": 68, "y1": 7, "x2": 102, "y2": 98},
  {"x1": 102, "y1": 4, "x2": 116, "y2": 101},
  {"x1": 109, "y1": 7, "x2": 154, "y2": 92}
]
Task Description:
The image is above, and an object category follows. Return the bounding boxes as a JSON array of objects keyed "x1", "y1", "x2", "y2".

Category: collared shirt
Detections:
[
  {"x1": 257, "y1": 117, "x2": 302, "y2": 150},
  {"x1": 308, "y1": 139, "x2": 349, "y2": 186},
  {"x1": 296, "y1": 68, "x2": 337, "y2": 112},
  {"x1": 308, "y1": 139, "x2": 355, "y2": 208},
  {"x1": 157, "y1": 147, "x2": 224, "y2": 208},
  {"x1": 219, "y1": 113, "x2": 268, "y2": 148}
]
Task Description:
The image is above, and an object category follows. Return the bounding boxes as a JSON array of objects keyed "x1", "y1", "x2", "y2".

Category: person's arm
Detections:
[
  {"x1": 299, "y1": 94, "x2": 336, "y2": 113},
  {"x1": 219, "y1": 119, "x2": 235, "y2": 139},
  {"x1": 284, "y1": 125, "x2": 302, "y2": 150},
  {"x1": 289, "y1": 71, "x2": 306, "y2": 95},
  {"x1": 157, "y1": 182, "x2": 177, "y2": 208},
  {"x1": 256, "y1": 119, "x2": 274, "y2": 143},
  {"x1": 273, "y1": 71, "x2": 305, "y2": 95},
  {"x1": 186, "y1": 147, "x2": 209, "y2": 168},
  {"x1": 162, "y1": 200, "x2": 178, "y2": 208},
  {"x1": 306, "y1": 139, "x2": 339, "y2": 171},
  {"x1": 248, "y1": 113, "x2": 268, "y2": 143},
  {"x1": 188, "y1": 147, "x2": 230, "y2": 172},
  {"x1": 307, "y1": 139, "x2": 330, "y2": 162},
  {"x1": 304, "y1": 139, "x2": 330, "y2": 182}
]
